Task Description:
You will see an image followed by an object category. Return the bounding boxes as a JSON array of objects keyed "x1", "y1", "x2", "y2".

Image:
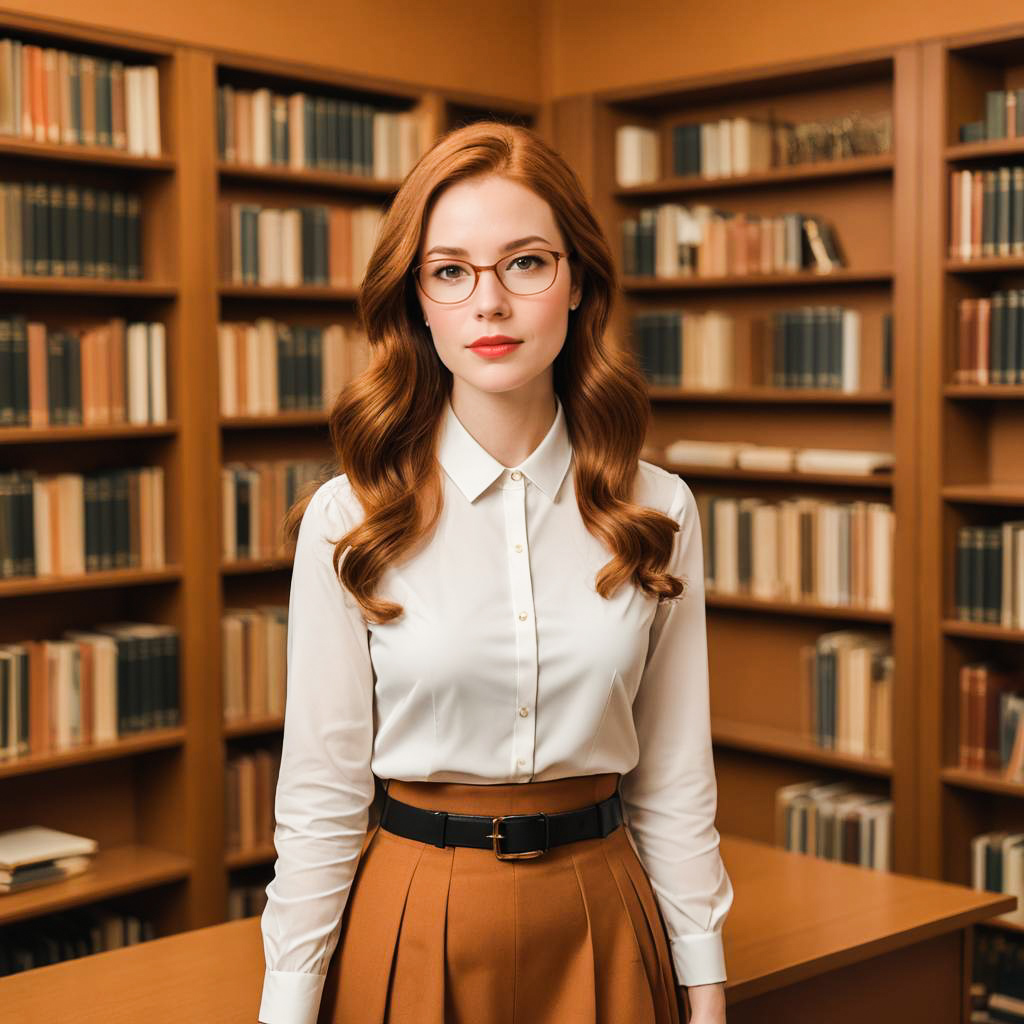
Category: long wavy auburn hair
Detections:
[{"x1": 282, "y1": 119, "x2": 687, "y2": 624}]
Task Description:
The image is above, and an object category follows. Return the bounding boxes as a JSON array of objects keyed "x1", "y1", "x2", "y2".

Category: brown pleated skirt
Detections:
[{"x1": 317, "y1": 771, "x2": 685, "y2": 1024}]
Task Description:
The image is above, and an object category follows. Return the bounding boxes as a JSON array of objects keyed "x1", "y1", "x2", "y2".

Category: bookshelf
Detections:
[
  {"x1": 552, "y1": 45, "x2": 923, "y2": 874},
  {"x1": 202, "y1": 51, "x2": 540, "y2": 910},
  {"x1": 919, "y1": 27, "x2": 1024, "y2": 944},
  {"x1": 0, "y1": 10, "x2": 197, "y2": 946},
  {"x1": 0, "y1": 11, "x2": 541, "y2": 966}
]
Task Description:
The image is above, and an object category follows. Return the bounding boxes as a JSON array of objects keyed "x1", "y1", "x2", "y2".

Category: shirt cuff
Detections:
[
  {"x1": 258, "y1": 969, "x2": 327, "y2": 1024},
  {"x1": 670, "y1": 931, "x2": 727, "y2": 987}
]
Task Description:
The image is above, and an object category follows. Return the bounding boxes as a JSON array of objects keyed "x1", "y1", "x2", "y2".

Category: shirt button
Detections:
[
  {"x1": 517, "y1": 758, "x2": 526, "y2": 766},
  {"x1": 511, "y1": 471, "x2": 522, "y2": 481},
  {"x1": 519, "y1": 706, "x2": 529, "y2": 717},
  {"x1": 514, "y1": 543, "x2": 523, "y2": 553},
  {"x1": 518, "y1": 611, "x2": 528, "y2": 621}
]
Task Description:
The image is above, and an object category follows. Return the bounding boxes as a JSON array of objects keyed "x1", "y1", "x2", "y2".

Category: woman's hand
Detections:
[{"x1": 680, "y1": 981, "x2": 726, "y2": 1024}]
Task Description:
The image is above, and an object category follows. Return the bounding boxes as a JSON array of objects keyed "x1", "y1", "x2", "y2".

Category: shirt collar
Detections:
[{"x1": 438, "y1": 393, "x2": 573, "y2": 504}]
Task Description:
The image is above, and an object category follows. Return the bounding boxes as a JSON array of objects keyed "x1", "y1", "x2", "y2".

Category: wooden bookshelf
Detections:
[
  {"x1": 553, "y1": 45, "x2": 920, "y2": 873},
  {"x1": 0, "y1": 14, "x2": 541, "y2": 964},
  {"x1": 919, "y1": 26, "x2": 1024, "y2": 926},
  {"x1": 206, "y1": 49, "x2": 539, "y2": 916},
  {"x1": 0, "y1": 12, "x2": 200, "y2": 951}
]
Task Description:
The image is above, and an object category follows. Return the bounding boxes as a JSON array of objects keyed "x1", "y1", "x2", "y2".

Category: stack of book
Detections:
[
  {"x1": 221, "y1": 200, "x2": 383, "y2": 288},
  {"x1": 657, "y1": 439, "x2": 894, "y2": 476},
  {"x1": 958, "y1": 663, "x2": 1024, "y2": 778},
  {"x1": 955, "y1": 292, "x2": 1024, "y2": 385},
  {"x1": 216, "y1": 83, "x2": 426, "y2": 179},
  {"x1": 622, "y1": 204, "x2": 844, "y2": 278},
  {"x1": 0, "y1": 465, "x2": 165, "y2": 578},
  {"x1": 955, "y1": 522, "x2": 1024, "y2": 626},
  {"x1": 0, "y1": 37, "x2": 161, "y2": 155},
  {"x1": 949, "y1": 166, "x2": 1024, "y2": 260},
  {"x1": 960, "y1": 89, "x2": 1024, "y2": 143},
  {"x1": 0, "y1": 621, "x2": 181, "y2": 758},
  {"x1": 774, "y1": 780, "x2": 892, "y2": 870},
  {"x1": 972, "y1": 831, "x2": 1024, "y2": 926},
  {"x1": 0, "y1": 316, "x2": 167, "y2": 428},
  {"x1": 217, "y1": 319, "x2": 369, "y2": 415},
  {"x1": 800, "y1": 630, "x2": 893, "y2": 759},
  {"x1": 222, "y1": 605, "x2": 287, "y2": 723},
  {"x1": 0, "y1": 826, "x2": 97, "y2": 895},
  {"x1": 693, "y1": 489, "x2": 894, "y2": 611},
  {"x1": 221, "y1": 458, "x2": 324, "y2": 562},
  {"x1": 225, "y1": 747, "x2": 280, "y2": 853}
]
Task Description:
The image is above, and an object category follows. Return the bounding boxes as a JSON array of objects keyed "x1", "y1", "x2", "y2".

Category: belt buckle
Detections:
[{"x1": 488, "y1": 813, "x2": 548, "y2": 860}]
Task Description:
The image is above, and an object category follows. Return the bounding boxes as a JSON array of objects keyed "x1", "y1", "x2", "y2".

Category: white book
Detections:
[
  {"x1": 148, "y1": 322, "x2": 167, "y2": 423},
  {"x1": 664, "y1": 439, "x2": 747, "y2": 467},
  {"x1": 288, "y1": 93, "x2": 305, "y2": 170},
  {"x1": 32, "y1": 477, "x2": 52, "y2": 576},
  {"x1": 732, "y1": 117, "x2": 751, "y2": 176},
  {"x1": 712, "y1": 498, "x2": 739, "y2": 593},
  {"x1": 244, "y1": 325, "x2": 260, "y2": 415},
  {"x1": 257, "y1": 208, "x2": 282, "y2": 286},
  {"x1": 0, "y1": 826, "x2": 97, "y2": 870},
  {"x1": 701, "y1": 122, "x2": 718, "y2": 178},
  {"x1": 218, "y1": 324, "x2": 237, "y2": 416},
  {"x1": 751, "y1": 503, "x2": 780, "y2": 600},
  {"x1": 718, "y1": 118, "x2": 733, "y2": 177},
  {"x1": 841, "y1": 310, "x2": 861, "y2": 392},
  {"x1": 1002, "y1": 840, "x2": 1024, "y2": 925},
  {"x1": 126, "y1": 321, "x2": 149, "y2": 425},
  {"x1": 794, "y1": 448, "x2": 894, "y2": 475},
  {"x1": 142, "y1": 65, "x2": 161, "y2": 157},
  {"x1": 736, "y1": 445, "x2": 795, "y2": 472},
  {"x1": 962, "y1": 169, "x2": 974, "y2": 260},
  {"x1": 251, "y1": 88, "x2": 272, "y2": 167}
]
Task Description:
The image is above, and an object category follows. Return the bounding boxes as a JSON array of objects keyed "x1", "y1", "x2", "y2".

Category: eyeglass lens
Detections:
[{"x1": 417, "y1": 249, "x2": 558, "y2": 302}]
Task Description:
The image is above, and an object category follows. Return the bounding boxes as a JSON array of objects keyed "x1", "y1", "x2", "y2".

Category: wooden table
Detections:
[{"x1": 0, "y1": 834, "x2": 1015, "y2": 1023}]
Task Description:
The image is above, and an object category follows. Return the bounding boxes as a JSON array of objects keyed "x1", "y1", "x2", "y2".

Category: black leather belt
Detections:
[{"x1": 379, "y1": 790, "x2": 623, "y2": 860}]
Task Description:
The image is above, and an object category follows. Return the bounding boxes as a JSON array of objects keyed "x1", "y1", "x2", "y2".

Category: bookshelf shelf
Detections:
[
  {"x1": 653, "y1": 461, "x2": 894, "y2": 489},
  {"x1": 0, "y1": 566, "x2": 183, "y2": 598},
  {"x1": 0, "y1": 423, "x2": 179, "y2": 444},
  {"x1": 941, "y1": 484, "x2": 1024, "y2": 505},
  {"x1": 944, "y1": 385, "x2": 1024, "y2": 400},
  {"x1": 220, "y1": 413, "x2": 328, "y2": 429},
  {"x1": 945, "y1": 257, "x2": 1024, "y2": 273},
  {"x1": 613, "y1": 154, "x2": 894, "y2": 198},
  {"x1": 224, "y1": 844, "x2": 276, "y2": 870},
  {"x1": 221, "y1": 558, "x2": 293, "y2": 575},
  {"x1": 216, "y1": 162, "x2": 401, "y2": 194},
  {"x1": 705, "y1": 592, "x2": 893, "y2": 622},
  {"x1": 0, "y1": 729, "x2": 186, "y2": 781},
  {"x1": 0, "y1": 844, "x2": 192, "y2": 927},
  {"x1": 0, "y1": 278, "x2": 177, "y2": 297},
  {"x1": 647, "y1": 387, "x2": 893, "y2": 405},
  {"x1": 940, "y1": 766, "x2": 1024, "y2": 797},
  {"x1": 945, "y1": 137, "x2": 1024, "y2": 161},
  {"x1": 0, "y1": 137, "x2": 175, "y2": 171},
  {"x1": 941, "y1": 620, "x2": 1024, "y2": 643},
  {"x1": 217, "y1": 284, "x2": 359, "y2": 301},
  {"x1": 621, "y1": 269, "x2": 894, "y2": 292},
  {"x1": 224, "y1": 716, "x2": 284, "y2": 738},
  {"x1": 711, "y1": 717, "x2": 893, "y2": 777}
]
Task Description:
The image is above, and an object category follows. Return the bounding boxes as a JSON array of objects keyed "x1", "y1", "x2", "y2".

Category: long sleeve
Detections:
[
  {"x1": 619, "y1": 474, "x2": 734, "y2": 988},
  {"x1": 258, "y1": 479, "x2": 377, "y2": 1024}
]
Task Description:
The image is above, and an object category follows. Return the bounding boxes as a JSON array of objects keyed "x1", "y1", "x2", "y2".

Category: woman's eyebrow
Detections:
[{"x1": 425, "y1": 235, "x2": 552, "y2": 257}]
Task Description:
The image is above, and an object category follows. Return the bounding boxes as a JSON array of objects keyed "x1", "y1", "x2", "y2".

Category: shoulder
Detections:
[
  {"x1": 304, "y1": 473, "x2": 367, "y2": 538},
  {"x1": 635, "y1": 459, "x2": 696, "y2": 526}
]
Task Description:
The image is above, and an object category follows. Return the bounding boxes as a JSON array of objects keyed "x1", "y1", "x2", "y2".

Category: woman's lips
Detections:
[{"x1": 469, "y1": 342, "x2": 522, "y2": 359}]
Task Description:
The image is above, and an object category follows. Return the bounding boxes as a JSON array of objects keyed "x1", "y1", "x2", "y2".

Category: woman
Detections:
[{"x1": 257, "y1": 120, "x2": 733, "y2": 1024}]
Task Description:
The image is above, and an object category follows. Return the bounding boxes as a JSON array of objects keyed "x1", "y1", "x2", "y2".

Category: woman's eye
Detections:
[
  {"x1": 433, "y1": 264, "x2": 466, "y2": 279},
  {"x1": 509, "y1": 255, "x2": 538, "y2": 271}
]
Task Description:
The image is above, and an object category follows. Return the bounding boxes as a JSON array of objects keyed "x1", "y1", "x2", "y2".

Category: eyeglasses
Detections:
[{"x1": 411, "y1": 248, "x2": 571, "y2": 304}]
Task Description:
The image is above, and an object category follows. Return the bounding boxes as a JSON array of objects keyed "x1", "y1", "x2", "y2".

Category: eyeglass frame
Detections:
[{"x1": 410, "y1": 248, "x2": 573, "y2": 304}]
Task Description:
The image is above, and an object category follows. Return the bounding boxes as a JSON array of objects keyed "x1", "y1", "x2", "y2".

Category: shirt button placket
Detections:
[{"x1": 504, "y1": 468, "x2": 537, "y2": 779}]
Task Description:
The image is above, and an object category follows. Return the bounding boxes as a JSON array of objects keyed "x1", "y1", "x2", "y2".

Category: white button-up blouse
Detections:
[{"x1": 258, "y1": 393, "x2": 734, "y2": 1024}]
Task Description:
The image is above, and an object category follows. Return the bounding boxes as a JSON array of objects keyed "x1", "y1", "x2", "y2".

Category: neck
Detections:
[{"x1": 449, "y1": 379, "x2": 558, "y2": 469}]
